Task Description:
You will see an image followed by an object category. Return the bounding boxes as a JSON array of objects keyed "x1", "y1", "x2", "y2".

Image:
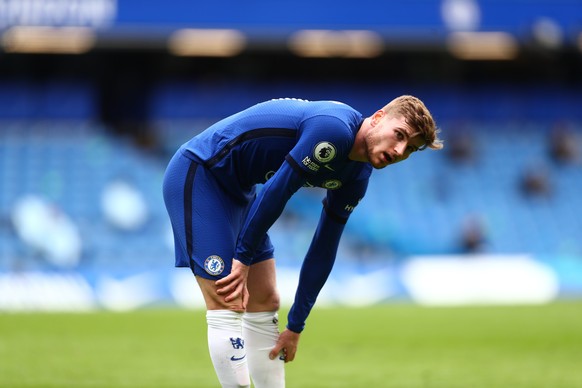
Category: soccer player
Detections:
[{"x1": 163, "y1": 96, "x2": 443, "y2": 387}]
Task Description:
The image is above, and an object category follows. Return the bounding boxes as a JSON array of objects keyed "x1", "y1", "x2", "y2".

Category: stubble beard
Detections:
[{"x1": 365, "y1": 128, "x2": 383, "y2": 168}]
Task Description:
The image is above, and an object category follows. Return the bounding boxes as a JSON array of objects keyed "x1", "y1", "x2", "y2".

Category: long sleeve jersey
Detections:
[{"x1": 180, "y1": 98, "x2": 373, "y2": 332}]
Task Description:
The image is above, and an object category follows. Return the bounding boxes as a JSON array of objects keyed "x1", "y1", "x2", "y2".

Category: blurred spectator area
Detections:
[
  {"x1": 0, "y1": 118, "x2": 168, "y2": 273},
  {"x1": 1, "y1": 76, "x2": 581, "y2": 275}
]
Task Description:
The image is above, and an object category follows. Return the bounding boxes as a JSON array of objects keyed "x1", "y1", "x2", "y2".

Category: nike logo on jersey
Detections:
[{"x1": 230, "y1": 354, "x2": 246, "y2": 361}]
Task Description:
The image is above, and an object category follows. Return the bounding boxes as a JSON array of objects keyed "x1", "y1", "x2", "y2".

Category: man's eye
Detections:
[{"x1": 396, "y1": 132, "x2": 404, "y2": 140}]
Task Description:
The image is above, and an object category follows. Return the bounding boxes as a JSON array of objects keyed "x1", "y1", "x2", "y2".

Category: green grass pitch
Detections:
[{"x1": 1, "y1": 301, "x2": 581, "y2": 387}]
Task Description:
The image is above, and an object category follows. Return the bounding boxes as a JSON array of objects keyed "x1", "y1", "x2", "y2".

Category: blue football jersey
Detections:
[
  {"x1": 178, "y1": 98, "x2": 374, "y2": 333},
  {"x1": 181, "y1": 98, "x2": 372, "y2": 212}
]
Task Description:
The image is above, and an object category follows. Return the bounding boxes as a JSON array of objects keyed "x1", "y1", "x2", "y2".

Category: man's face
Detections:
[{"x1": 365, "y1": 113, "x2": 426, "y2": 169}]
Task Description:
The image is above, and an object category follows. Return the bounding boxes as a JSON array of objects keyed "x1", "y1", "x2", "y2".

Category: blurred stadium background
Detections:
[{"x1": 1, "y1": 0, "x2": 582, "y2": 312}]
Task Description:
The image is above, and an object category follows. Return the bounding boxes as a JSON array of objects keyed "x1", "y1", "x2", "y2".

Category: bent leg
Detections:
[
  {"x1": 197, "y1": 276, "x2": 250, "y2": 388},
  {"x1": 165, "y1": 156, "x2": 255, "y2": 387},
  {"x1": 243, "y1": 259, "x2": 285, "y2": 388}
]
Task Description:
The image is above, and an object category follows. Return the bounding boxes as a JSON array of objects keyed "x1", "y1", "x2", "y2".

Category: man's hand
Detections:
[
  {"x1": 269, "y1": 329, "x2": 301, "y2": 363},
  {"x1": 216, "y1": 259, "x2": 250, "y2": 309}
]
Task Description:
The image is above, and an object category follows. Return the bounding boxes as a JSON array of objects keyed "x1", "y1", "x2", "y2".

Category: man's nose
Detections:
[{"x1": 394, "y1": 142, "x2": 407, "y2": 156}]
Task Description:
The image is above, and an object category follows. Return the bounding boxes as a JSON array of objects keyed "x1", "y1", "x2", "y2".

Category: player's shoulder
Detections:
[
  {"x1": 255, "y1": 98, "x2": 359, "y2": 115},
  {"x1": 249, "y1": 97, "x2": 313, "y2": 112},
  {"x1": 306, "y1": 100, "x2": 360, "y2": 117},
  {"x1": 249, "y1": 98, "x2": 362, "y2": 140},
  {"x1": 306, "y1": 100, "x2": 361, "y2": 127},
  {"x1": 302, "y1": 101, "x2": 362, "y2": 141}
]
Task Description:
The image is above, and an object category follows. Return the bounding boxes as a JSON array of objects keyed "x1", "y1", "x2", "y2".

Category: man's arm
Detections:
[
  {"x1": 286, "y1": 178, "x2": 369, "y2": 332},
  {"x1": 217, "y1": 160, "x2": 308, "y2": 301},
  {"x1": 286, "y1": 204, "x2": 346, "y2": 332},
  {"x1": 267, "y1": 204, "x2": 346, "y2": 363},
  {"x1": 235, "y1": 160, "x2": 307, "y2": 265}
]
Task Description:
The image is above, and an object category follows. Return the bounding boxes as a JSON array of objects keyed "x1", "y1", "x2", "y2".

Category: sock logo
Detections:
[
  {"x1": 229, "y1": 337, "x2": 246, "y2": 361},
  {"x1": 230, "y1": 337, "x2": 244, "y2": 349}
]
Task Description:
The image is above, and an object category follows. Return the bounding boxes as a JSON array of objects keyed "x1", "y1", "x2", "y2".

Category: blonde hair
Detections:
[{"x1": 383, "y1": 95, "x2": 443, "y2": 150}]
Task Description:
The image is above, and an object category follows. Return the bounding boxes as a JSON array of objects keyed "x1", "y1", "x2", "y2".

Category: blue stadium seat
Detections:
[{"x1": 1, "y1": 87, "x2": 581, "y2": 273}]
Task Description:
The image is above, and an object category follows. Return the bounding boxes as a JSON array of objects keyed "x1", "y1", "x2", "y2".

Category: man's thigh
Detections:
[
  {"x1": 195, "y1": 258, "x2": 279, "y2": 312},
  {"x1": 196, "y1": 275, "x2": 245, "y2": 312}
]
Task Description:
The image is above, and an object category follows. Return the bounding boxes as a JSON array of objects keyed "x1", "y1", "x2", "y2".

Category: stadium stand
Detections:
[
  {"x1": 0, "y1": 122, "x2": 169, "y2": 273},
  {"x1": 1, "y1": 79, "x2": 581, "y2": 278}
]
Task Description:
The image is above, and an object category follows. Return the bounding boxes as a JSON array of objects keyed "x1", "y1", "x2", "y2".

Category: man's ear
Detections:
[{"x1": 371, "y1": 110, "x2": 384, "y2": 126}]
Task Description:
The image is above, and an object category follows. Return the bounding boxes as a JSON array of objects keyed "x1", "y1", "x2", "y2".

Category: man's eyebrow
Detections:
[
  {"x1": 407, "y1": 130, "x2": 422, "y2": 138},
  {"x1": 396, "y1": 127, "x2": 413, "y2": 138},
  {"x1": 405, "y1": 130, "x2": 426, "y2": 151},
  {"x1": 397, "y1": 127, "x2": 424, "y2": 150}
]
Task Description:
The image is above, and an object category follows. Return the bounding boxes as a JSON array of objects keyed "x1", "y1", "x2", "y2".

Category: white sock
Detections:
[
  {"x1": 242, "y1": 311, "x2": 285, "y2": 388},
  {"x1": 206, "y1": 310, "x2": 251, "y2": 388}
]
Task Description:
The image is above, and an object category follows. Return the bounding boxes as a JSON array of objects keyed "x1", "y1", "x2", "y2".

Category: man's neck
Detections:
[{"x1": 348, "y1": 118, "x2": 370, "y2": 162}]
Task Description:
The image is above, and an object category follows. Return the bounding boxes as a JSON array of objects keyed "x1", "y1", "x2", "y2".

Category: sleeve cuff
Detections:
[{"x1": 286, "y1": 322, "x2": 305, "y2": 333}]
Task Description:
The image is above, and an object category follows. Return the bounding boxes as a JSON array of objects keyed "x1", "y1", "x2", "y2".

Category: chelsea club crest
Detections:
[{"x1": 204, "y1": 255, "x2": 225, "y2": 276}]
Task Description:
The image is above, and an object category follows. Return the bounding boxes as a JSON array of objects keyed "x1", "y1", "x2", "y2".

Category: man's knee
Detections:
[
  {"x1": 248, "y1": 288, "x2": 280, "y2": 312},
  {"x1": 247, "y1": 259, "x2": 280, "y2": 312}
]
